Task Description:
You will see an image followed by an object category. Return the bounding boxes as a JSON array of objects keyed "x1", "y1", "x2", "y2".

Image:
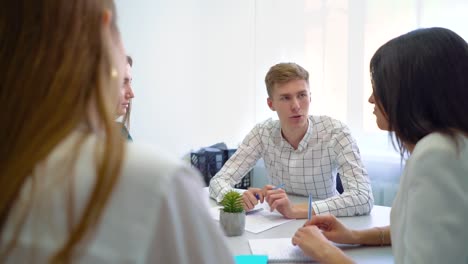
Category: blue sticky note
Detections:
[{"x1": 234, "y1": 255, "x2": 268, "y2": 264}]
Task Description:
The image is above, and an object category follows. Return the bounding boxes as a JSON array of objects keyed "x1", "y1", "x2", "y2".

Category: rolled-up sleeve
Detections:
[{"x1": 209, "y1": 125, "x2": 263, "y2": 202}]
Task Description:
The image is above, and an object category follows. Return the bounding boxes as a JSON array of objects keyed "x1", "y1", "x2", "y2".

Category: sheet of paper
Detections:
[
  {"x1": 248, "y1": 238, "x2": 314, "y2": 263},
  {"x1": 210, "y1": 202, "x2": 294, "y2": 234},
  {"x1": 249, "y1": 238, "x2": 359, "y2": 262}
]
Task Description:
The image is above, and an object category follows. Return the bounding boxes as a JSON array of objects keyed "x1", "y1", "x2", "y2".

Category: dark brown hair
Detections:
[{"x1": 370, "y1": 27, "x2": 468, "y2": 156}]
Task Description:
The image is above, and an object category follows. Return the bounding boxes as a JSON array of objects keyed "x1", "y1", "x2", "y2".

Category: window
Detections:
[{"x1": 254, "y1": 0, "x2": 468, "y2": 157}]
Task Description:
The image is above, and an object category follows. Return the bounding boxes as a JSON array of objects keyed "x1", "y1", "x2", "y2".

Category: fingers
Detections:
[
  {"x1": 291, "y1": 234, "x2": 299, "y2": 246},
  {"x1": 243, "y1": 188, "x2": 268, "y2": 210},
  {"x1": 316, "y1": 223, "x2": 331, "y2": 231},
  {"x1": 303, "y1": 214, "x2": 336, "y2": 226},
  {"x1": 292, "y1": 227, "x2": 305, "y2": 246},
  {"x1": 269, "y1": 196, "x2": 288, "y2": 212},
  {"x1": 264, "y1": 188, "x2": 286, "y2": 204},
  {"x1": 266, "y1": 192, "x2": 287, "y2": 209},
  {"x1": 258, "y1": 190, "x2": 265, "y2": 203},
  {"x1": 302, "y1": 225, "x2": 320, "y2": 235},
  {"x1": 242, "y1": 195, "x2": 254, "y2": 210},
  {"x1": 249, "y1": 187, "x2": 266, "y2": 202},
  {"x1": 292, "y1": 226, "x2": 318, "y2": 246},
  {"x1": 242, "y1": 190, "x2": 259, "y2": 211},
  {"x1": 302, "y1": 215, "x2": 336, "y2": 233}
]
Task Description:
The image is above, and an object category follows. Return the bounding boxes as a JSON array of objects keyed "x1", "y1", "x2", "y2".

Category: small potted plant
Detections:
[{"x1": 219, "y1": 190, "x2": 245, "y2": 236}]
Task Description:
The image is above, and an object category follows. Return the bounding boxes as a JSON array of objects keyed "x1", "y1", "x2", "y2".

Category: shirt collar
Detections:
[
  {"x1": 297, "y1": 117, "x2": 312, "y2": 152},
  {"x1": 277, "y1": 116, "x2": 313, "y2": 152}
]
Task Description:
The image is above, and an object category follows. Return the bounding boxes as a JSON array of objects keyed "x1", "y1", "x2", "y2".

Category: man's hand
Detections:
[
  {"x1": 242, "y1": 187, "x2": 264, "y2": 211},
  {"x1": 264, "y1": 186, "x2": 299, "y2": 218}
]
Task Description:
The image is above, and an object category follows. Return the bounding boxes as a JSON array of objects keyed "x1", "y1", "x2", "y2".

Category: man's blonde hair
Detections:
[{"x1": 264, "y1": 62, "x2": 309, "y2": 97}]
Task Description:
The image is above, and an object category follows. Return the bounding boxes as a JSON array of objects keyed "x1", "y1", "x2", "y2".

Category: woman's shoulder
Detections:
[
  {"x1": 413, "y1": 132, "x2": 467, "y2": 157},
  {"x1": 70, "y1": 133, "x2": 204, "y2": 195},
  {"x1": 123, "y1": 142, "x2": 201, "y2": 186},
  {"x1": 408, "y1": 132, "x2": 468, "y2": 176},
  {"x1": 125, "y1": 143, "x2": 183, "y2": 172}
]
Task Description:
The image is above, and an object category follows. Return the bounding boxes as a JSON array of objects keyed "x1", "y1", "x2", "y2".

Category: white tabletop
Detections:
[{"x1": 207, "y1": 188, "x2": 393, "y2": 263}]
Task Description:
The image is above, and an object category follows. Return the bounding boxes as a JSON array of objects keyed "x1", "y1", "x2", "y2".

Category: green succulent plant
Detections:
[{"x1": 220, "y1": 190, "x2": 244, "y2": 213}]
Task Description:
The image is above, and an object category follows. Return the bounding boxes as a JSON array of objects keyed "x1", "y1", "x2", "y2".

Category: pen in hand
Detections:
[
  {"x1": 308, "y1": 194, "x2": 313, "y2": 220},
  {"x1": 248, "y1": 193, "x2": 263, "y2": 215},
  {"x1": 254, "y1": 183, "x2": 284, "y2": 200},
  {"x1": 273, "y1": 183, "x2": 285, "y2": 190},
  {"x1": 251, "y1": 183, "x2": 285, "y2": 213}
]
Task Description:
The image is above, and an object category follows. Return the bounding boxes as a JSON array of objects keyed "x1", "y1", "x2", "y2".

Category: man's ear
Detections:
[{"x1": 267, "y1": 97, "x2": 275, "y2": 111}]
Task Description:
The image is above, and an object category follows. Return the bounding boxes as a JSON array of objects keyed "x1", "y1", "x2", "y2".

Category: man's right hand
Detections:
[{"x1": 242, "y1": 187, "x2": 265, "y2": 211}]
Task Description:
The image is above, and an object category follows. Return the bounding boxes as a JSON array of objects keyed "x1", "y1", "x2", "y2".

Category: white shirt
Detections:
[
  {"x1": 4, "y1": 131, "x2": 234, "y2": 264},
  {"x1": 391, "y1": 133, "x2": 468, "y2": 263},
  {"x1": 209, "y1": 116, "x2": 373, "y2": 216}
]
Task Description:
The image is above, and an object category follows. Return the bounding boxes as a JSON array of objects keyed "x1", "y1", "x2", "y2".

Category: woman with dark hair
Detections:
[
  {"x1": 291, "y1": 27, "x2": 468, "y2": 263},
  {"x1": 0, "y1": 1, "x2": 232, "y2": 263}
]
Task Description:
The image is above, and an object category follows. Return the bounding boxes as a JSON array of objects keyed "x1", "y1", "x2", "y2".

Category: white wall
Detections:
[
  {"x1": 115, "y1": 0, "x2": 468, "y2": 163},
  {"x1": 116, "y1": 0, "x2": 257, "y2": 158},
  {"x1": 115, "y1": 0, "x2": 468, "y2": 207}
]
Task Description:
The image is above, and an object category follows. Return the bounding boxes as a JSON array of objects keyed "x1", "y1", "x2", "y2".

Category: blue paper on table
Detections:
[{"x1": 234, "y1": 255, "x2": 268, "y2": 264}]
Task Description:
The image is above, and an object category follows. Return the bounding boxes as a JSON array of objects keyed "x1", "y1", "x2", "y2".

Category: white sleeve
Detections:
[
  {"x1": 399, "y1": 145, "x2": 468, "y2": 263},
  {"x1": 209, "y1": 124, "x2": 263, "y2": 202},
  {"x1": 314, "y1": 125, "x2": 374, "y2": 216},
  {"x1": 146, "y1": 167, "x2": 235, "y2": 264}
]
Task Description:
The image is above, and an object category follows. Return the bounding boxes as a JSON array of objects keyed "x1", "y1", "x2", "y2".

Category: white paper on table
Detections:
[
  {"x1": 209, "y1": 202, "x2": 294, "y2": 234},
  {"x1": 248, "y1": 238, "x2": 358, "y2": 262},
  {"x1": 248, "y1": 238, "x2": 313, "y2": 263}
]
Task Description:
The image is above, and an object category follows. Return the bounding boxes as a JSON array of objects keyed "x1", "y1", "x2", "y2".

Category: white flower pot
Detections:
[{"x1": 219, "y1": 211, "x2": 245, "y2": 236}]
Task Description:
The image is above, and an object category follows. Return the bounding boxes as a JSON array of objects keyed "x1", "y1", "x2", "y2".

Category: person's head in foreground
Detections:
[
  {"x1": 1, "y1": 1, "x2": 233, "y2": 263},
  {"x1": 291, "y1": 27, "x2": 468, "y2": 263},
  {"x1": 368, "y1": 27, "x2": 468, "y2": 154},
  {"x1": 0, "y1": 0, "x2": 127, "y2": 261}
]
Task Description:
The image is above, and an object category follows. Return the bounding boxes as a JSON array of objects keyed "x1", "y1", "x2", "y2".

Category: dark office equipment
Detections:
[{"x1": 190, "y1": 143, "x2": 252, "y2": 188}]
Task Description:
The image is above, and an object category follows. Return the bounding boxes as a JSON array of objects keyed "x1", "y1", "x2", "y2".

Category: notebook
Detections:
[{"x1": 248, "y1": 238, "x2": 315, "y2": 263}]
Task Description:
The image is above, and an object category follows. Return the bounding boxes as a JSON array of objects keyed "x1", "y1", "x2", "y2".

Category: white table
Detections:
[{"x1": 208, "y1": 190, "x2": 393, "y2": 263}]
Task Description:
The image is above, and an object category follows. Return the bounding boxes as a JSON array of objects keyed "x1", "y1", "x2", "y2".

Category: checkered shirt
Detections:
[{"x1": 209, "y1": 115, "x2": 374, "y2": 216}]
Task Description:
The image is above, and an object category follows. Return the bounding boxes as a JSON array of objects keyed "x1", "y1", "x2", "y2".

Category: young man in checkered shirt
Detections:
[{"x1": 209, "y1": 62, "x2": 373, "y2": 218}]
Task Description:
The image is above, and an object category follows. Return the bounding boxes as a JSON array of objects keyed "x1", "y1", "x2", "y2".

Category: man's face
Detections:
[
  {"x1": 117, "y1": 63, "x2": 134, "y2": 116},
  {"x1": 267, "y1": 79, "x2": 310, "y2": 131}
]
